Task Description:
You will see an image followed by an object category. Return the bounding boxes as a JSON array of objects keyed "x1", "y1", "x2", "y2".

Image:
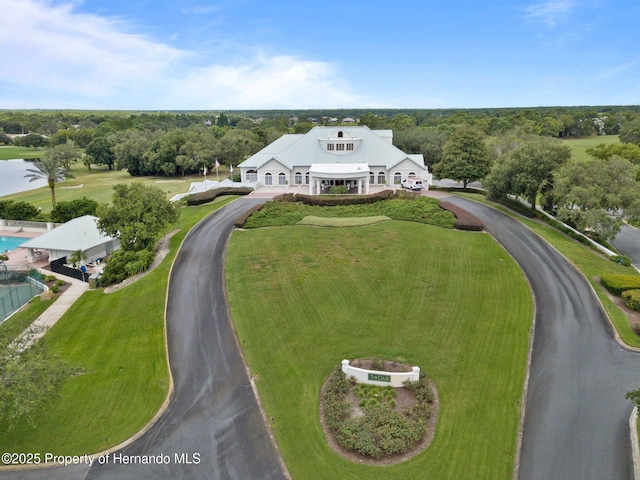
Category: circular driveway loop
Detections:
[{"x1": 4, "y1": 196, "x2": 640, "y2": 479}]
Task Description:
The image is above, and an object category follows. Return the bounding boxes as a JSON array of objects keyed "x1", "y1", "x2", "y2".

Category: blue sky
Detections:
[{"x1": 1, "y1": 0, "x2": 639, "y2": 110}]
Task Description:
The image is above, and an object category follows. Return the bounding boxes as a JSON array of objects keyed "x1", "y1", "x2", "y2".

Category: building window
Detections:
[
  {"x1": 265, "y1": 172, "x2": 272, "y2": 185},
  {"x1": 305, "y1": 172, "x2": 310, "y2": 184},
  {"x1": 370, "y1": 172, "x2": 375, "y2": 184},
  {"x1": 378, "y1": 172, "x2": 386, "y2": 184},
  {"x1": 246, "y1": 170, "x2": 258, "y2": 182},
  {"x1": 295, "y1": 172, "x2": 303, "y2": 184},
  {"x1": 346, "y1": 143, "x2": 354, "y2": 151},
  {"x1": 394, "y1": 172, "x2": 402, "y2": 184},
  {"x1": 279, "y1": 173, "x2": 287, "y2": 185},
  {"x1": 409, "y1": 172, "x2": 416, "y2": 176},
  {"x1": 338, "y1": 131, "x2": 344, "y2": 138},
  {"x1": 327, "y1": 143, "x2": 334, "y2": 151},
  {"x1": 336, "y1": 143, "x2": 345, "y2": 151}
]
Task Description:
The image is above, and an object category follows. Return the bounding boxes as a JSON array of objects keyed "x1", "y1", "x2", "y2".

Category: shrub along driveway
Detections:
[{"x1": 445, "y1": 196, "x2": 640, "y2": 480}]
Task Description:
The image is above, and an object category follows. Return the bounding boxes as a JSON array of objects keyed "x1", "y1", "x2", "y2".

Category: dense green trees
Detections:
[
  {"x1": 50, "y1": 198, "x2": 98, "y2": 223},
  {"x1": 97, "y1": 183, "x2": 179, "y2": 252},
  {"x1": 484, "y1": 138, "x2": 571, "y2": 208},
  {"x1": 85, "y1": 137, "x2": 116, "y2": 170},
  {"x1": 432, "y1": 127, "x2": 490, "y2": 188},
  {"x1": 551, "y1": 156, "x2": 640, "y2": 240}
]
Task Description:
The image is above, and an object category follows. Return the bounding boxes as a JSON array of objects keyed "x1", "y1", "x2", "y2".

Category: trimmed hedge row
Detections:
[
  {"x1": 186, "y1": 187, "x2": 253, "y2": 206},
  {"x1": 234, "y1": 204, "x2": 264, "y2": 228},
  {"x1": 439, "y1": 201, "x2": 484, "y2": 231},
  {"x1": 600, "y1": 274, "x2": 640, "y2": 296},
  {"x1": 295, "y1": 190, "x2": 393, "y2": 207},
  {"x1": 622, "y1": 290, "x2": 640, "y2": 312}
]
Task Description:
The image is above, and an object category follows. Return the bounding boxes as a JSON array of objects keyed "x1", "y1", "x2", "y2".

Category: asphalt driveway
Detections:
[{"x1": 445, "y1": 196, "x2": 640, "y2": 480}]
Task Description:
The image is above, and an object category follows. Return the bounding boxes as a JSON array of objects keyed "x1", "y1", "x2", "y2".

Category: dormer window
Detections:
[{"x1": 319, "y1": 130, "x2": 363, "y2": 155}]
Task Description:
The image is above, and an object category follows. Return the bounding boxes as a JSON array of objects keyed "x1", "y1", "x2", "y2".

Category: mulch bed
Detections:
[{"x1": 439, "y1": 201, "x2": 484, "y2": 231}]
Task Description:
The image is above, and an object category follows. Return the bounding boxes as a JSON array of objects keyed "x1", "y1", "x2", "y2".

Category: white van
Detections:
[{"x1": 401, "y1": 177, "x2": 424, "y2": 191}]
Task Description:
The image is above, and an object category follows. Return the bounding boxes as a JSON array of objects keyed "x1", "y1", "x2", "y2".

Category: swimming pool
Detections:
[{"x1": 0, "y1": 236, "x2": 28, "y2": 253}]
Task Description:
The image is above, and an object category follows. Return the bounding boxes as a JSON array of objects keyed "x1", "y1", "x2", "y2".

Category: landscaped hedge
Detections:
[
  {"x1": 322, "y1": 367, "x2": 433, "y2": 459},
  {"x1": 600, "y1": 274, "x2": 640, "y2": 296},
  {"x1": 234, "y1": 204, "x2": 264, "y2": 228},
  {"x1": 623, "y1": 290, "x2": 640, "y2": 311},
  {"x1": 296, "y1": 190, "x2": 393, "y2": 206},
  {"x1": 439, "y1": 201, "x2": 484, "y2": 231},
  {"x1": 186, "y1": 187, "x2": 253, "y2": 206}
]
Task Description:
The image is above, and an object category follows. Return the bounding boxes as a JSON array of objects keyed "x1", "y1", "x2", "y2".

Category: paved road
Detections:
[
  {"x1": 614, "y1": 224, "x2": 640, "y2": 269},
  {"x1": 445, "y1": 196, "x2": 640, "y2": 480},
  {"x1": 5, "y1": 196, "x2": 640, "y2": 479},
  {"x1": 2, "y1": 197, "x2": 286, "y2": 480}
]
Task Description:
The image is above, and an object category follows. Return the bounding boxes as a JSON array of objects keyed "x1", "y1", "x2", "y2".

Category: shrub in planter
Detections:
[
  {"x1": 600, "y1": 274, "x2": 640, "y2": 296},
  {"x1": 623, "y1": 290, "x2": 640, "y2": 311},
  {"x1": 329, "y1": 185, "x2": 348, "y2": 194}
]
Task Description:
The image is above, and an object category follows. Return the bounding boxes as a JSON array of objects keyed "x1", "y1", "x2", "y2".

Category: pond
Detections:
[{"x1": 0, "y1": 159, "x2": 48, "y2": 197}]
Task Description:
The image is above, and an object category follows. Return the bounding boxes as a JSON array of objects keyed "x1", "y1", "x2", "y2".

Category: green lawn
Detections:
[
  {"x1": 0, "y1": 196, "x2": 238, "y2": 455},
  {"x1": 0, "y1": 146, "x2": 45, "y2": 160},
  {"x1": 563, "y1": 135, "x2": 619, "y2": 161},
  {"x1": 456, "y1": 192, "x2": 640, "y2": 347},
  {"x1": 227, "y1": 221, "x2": 533, "y2": 479},
  {"x1": 0, "y1": 164, "x2": 213, "y2": 213}
]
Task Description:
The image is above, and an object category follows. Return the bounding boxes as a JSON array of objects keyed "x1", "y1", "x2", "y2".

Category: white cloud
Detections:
[
  {"x1": 523, "y1": 0, "x2": 577, "y2": 27},
  {"x1": 0, "y1": 0, "x2": 365, "y2": 109}
]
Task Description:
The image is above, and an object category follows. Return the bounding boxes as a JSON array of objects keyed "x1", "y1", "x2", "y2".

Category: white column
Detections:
[
  {"x1": 365, "y1": 176, "x2": 370, "y2": 194},
  {"x1": 309, "y1": 175, "x2": 314, "y2": 195},
  {"x1": 357, "y1": 178, "x2": 362, "y2": 194}
]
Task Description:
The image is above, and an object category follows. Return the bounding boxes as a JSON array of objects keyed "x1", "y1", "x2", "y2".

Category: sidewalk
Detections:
[{"x1": 17, "y1": 270, "x2": 89, "y2": 348}]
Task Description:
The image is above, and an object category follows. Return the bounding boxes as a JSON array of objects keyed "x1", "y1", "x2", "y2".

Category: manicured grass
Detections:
[
  {"x1": 563, "y1": 135, "x2": 619, "y2": 162},
  {"x1": 0, "y1": 146, "x2": 45, "y2": 160},
  {"x1": 0, "y1": 164, "x2": 201, "y2": 213},
  {"x1": 456, "y1": 192, "x2": 640, "y2": 347},
  {"x1": 227, "y1": 221, "x2": 533, "y2": 479},
  {"x1": 0, "y1": 196, "x2": 238, "y2": 455},
  {"x1": 297, "y1": 215, "x2": 390, "y2": 227},
  {"x1": 245, "y1": 196, "x2": 456, "y2": 229},
  {"x1": 0, "y1": 296, "x2": 56, "y2": 346}
]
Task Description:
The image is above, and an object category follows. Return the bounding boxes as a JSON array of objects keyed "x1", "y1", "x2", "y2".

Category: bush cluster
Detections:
[
  {"x1": 296, "y1": 190, "x2": 393, "y2": 207},
  {"x1": 0, "y1": 200, "x2": 39, "y2": 220},
  {"x1": 100, "y1": 249, "x2": 155, "y2": 286},
  {"x1": 623, "y1": 290, "x2": 640, "y2": 312},
  {"x1": 439, "y1": 201, "x2": 484, "y2": 231},
  {"x1": 50, "y1": 198, "x2": 98, "y2": 223},
  {"x1": 610, "y1": 255, "x2": 632, "y2": 267},
  {"x1": 322, "y1": 367, "x2": 433, "y2": 459},
  {"x1": 600, "y1": 274, "x2": 640, "y2": 296},
  {"x1": 186, "y1": 187, "x2": 253, "y2": 206}
]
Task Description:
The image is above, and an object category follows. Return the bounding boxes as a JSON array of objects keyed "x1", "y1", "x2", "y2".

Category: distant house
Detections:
[
  {"x1": 237, "y1": 126, "x2": 432, "y2": 195},
  {"x1": 20, "y1": 215, "x2": 120, "y2": 264}
]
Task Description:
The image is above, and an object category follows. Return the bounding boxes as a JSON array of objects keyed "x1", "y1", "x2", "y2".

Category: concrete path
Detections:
[{"x1": 445, "y1": 196, "x2": 640, "y2": 480}]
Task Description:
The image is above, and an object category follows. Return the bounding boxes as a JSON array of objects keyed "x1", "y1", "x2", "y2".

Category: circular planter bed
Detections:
[{"x1": 319, "y1": 358, "x2": 439, "y2": 465}]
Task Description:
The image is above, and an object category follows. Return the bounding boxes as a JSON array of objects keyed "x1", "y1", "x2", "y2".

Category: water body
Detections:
[{"x1": 0, "y1": 159, "x2": 48, "y2": 197}]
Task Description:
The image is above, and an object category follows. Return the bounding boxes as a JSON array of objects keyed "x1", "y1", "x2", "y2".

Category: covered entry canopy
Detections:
[{"x1": 308, "y1": 163, "x2": 370, "y2": 194}]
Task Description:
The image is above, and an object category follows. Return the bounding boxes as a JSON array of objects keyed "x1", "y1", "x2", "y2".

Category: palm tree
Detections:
[{"x1": 24, "y1": 155, "x2": 74, "y2": 207}]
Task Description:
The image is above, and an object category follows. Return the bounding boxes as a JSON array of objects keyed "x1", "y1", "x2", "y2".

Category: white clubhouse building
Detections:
[{"x1": 237, "y1": 126, "x2": 432, "y2": 194}]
